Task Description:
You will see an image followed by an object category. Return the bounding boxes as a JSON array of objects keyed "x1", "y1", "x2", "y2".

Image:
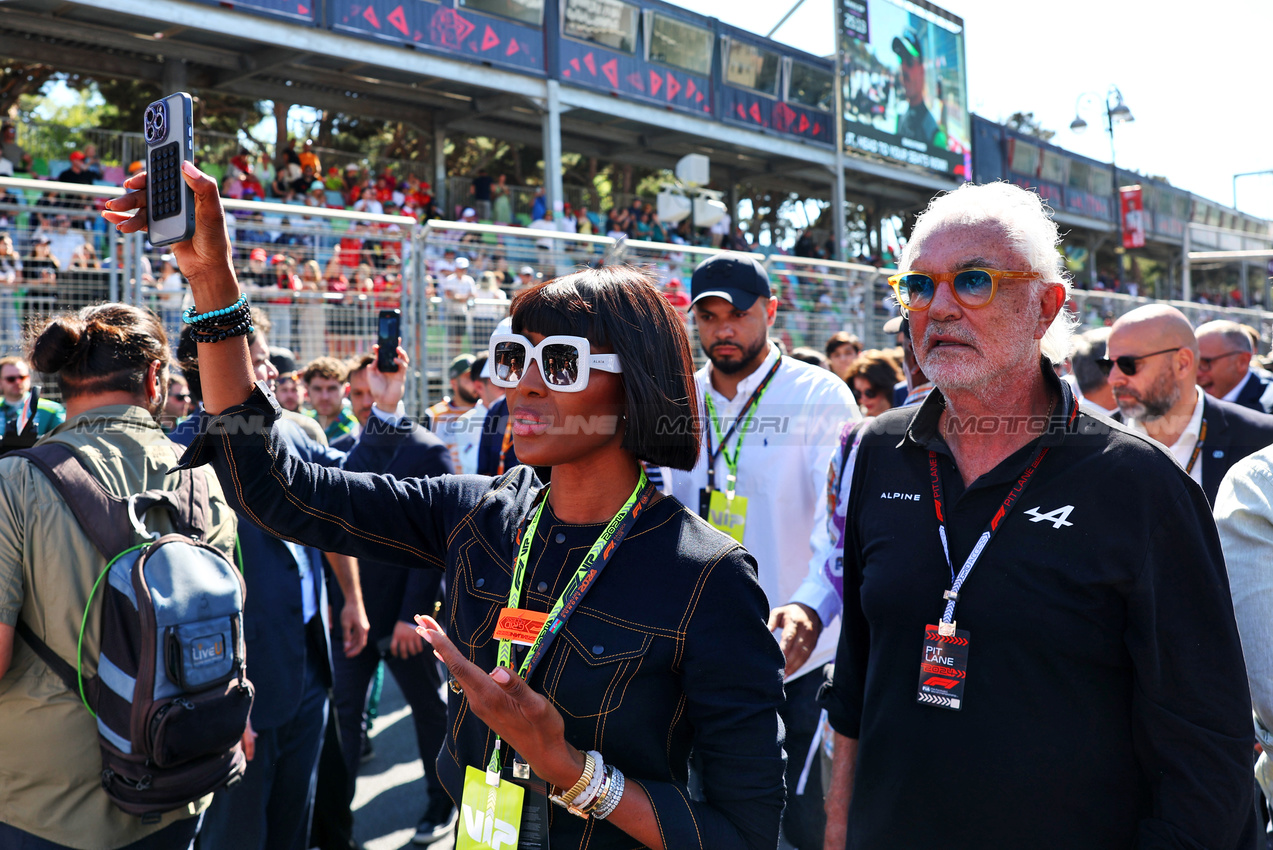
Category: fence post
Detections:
[
  {"x1": 411, "y1": 224, "x2": 431, "y2": 419},
  {"x1": 107, "y1": 227, "x2": 120, "y2": 303}
]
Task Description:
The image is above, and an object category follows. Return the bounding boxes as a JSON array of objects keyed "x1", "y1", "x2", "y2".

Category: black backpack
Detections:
[{"x1": 14, "y1": 443, "x2": 253, "y2": 817}]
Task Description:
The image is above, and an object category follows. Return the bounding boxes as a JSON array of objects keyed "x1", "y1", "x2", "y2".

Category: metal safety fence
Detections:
[
  {"x1": 3, "y1": 173, "x2": 1273, "y2": 418},
  {"x1": 410, "y1": 219, "x2": 890, "y2": 410}
]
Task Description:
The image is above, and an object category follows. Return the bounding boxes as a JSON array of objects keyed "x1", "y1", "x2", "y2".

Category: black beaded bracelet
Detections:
[
  {"x1": 187, "y1": 303, "x2": 252, "y2": 330},
  {"x1": 189, "y1": 320, "x2": 254, "y2": 344}
]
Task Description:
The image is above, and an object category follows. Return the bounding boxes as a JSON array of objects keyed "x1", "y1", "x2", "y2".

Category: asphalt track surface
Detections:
[{"x1": 352, "y1": 671, "x2": 453, "y2": 850}]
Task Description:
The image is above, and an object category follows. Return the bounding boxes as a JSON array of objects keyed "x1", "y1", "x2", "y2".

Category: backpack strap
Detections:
[
  {"x1": 15, "y1": 443, "x2": 137, "y2": 559},
  {"x1": 13, "y1": 443, "x2": 211, "y2": 556},
  {"x1": 14, "y1": 619, "x2": 80, "y2": 694}
]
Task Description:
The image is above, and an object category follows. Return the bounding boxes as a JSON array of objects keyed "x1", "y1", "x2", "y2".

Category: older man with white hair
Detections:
[{"x1": 814, "y1": 183, "x2": 1256, "y2": 849}]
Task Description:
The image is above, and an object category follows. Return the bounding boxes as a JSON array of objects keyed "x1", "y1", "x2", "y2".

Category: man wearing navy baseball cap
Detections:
[{"x1": 673, "y1": 251, "x2": 858, "y2": 850}]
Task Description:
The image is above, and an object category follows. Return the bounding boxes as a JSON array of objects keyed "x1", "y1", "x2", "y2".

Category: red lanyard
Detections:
[
  {"x1": 929, "y1": 398, "x2": 1078, "y2": 635},
  {"x1": 496, "y1": 418, "x2": 514, "y2": 476}
]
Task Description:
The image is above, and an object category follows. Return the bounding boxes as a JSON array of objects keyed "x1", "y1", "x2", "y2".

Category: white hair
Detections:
[{"x1": 900, "y1": 181, "x2": 1076, "y2": 364}]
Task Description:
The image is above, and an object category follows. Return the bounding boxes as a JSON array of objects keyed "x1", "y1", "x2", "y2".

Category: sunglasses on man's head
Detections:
[
  {"x1": 488, "y1": 334, "x2": 623, "y2": 393},
  {"x1": 1095, "y1": 346, "x2": 1182, "y2": 377},
  {"x1": 887, "y1": 268, "x2": 1040, "y2": 311}
]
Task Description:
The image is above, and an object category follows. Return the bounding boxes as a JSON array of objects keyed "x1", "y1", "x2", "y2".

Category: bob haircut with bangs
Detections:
[{"x1": 510, "y1": 266, "x2": 701, "y2": 471}]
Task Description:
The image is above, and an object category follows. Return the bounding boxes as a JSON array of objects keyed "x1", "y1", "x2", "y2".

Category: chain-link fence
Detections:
[
  {"x1": 4, "y1": 174, "x2": 1272, "y2": 417},
  {"x1": 1069, "y1": 289, "x2": 1273, "y2": 352},
  {"x1": 411, "y1": 220, "x2": 890, "y2": 389}
]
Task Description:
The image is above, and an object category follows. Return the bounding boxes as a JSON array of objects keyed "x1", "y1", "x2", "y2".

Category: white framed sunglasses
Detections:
[{"x1": 488, "y1": 333, "x2": 623, "y2": 393}]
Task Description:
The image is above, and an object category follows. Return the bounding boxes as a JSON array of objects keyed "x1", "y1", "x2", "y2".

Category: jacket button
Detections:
[
  {"x1": 475, "y1": 578, "x2": 485, "y2": 588},
  {"x1": 537, "y1": 581, "x2": 548, "y2": 593},
  {"x1": 592, "y1": 645, "x2": 604, "y2": 655},
  {"x1": 555, "y1": 533, "x2": 566, "y2": 544}
]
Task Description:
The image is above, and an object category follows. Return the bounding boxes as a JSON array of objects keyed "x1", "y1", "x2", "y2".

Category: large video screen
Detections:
[{"x1": 839, "y1": 0, "x2": 969, "y2": 177}]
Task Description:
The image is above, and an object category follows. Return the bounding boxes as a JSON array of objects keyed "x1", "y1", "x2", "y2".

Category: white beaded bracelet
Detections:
[{"x1": 572, "y1": 750, "x2": 606, "y2": 809}]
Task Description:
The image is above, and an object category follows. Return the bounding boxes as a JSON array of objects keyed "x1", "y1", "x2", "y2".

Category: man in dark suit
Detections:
[
  {"x1": 1196, "y1": 320, "x2": 1273, "y2": 414},
  {"x1": 1108, "y1": 306, "x2": 1273, "y2": 505},
  {"x1": 331, "y1": 349, "x2": 458, "y2": 846},
  {"x1": 174, "y1": 321, "x2": 360, "y2": 850}
]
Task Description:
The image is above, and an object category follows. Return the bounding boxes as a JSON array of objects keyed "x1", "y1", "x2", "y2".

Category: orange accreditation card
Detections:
[{"x1": 492, "y1": 608, "x2": 550, "y2": 646}]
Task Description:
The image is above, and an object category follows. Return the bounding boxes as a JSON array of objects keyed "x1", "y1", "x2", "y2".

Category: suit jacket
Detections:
[
  {"x1": 1114, "y1": 394, "x2": 1273, "y2": 505},
  {"x1": 170, "y1": 413, "x2": 346, "y2": 728},
  {"x1": 336, "y1": 416, "x2": 454, "y2": 633},
  {"x1": 1230, "y1": 369, "x2": 1273, "y2": 414},
  {"x1": 477, "y1": 396, "x2": 518, "y2": 476}
]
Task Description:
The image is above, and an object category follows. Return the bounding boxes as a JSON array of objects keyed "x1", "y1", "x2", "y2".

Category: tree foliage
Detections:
[
  {"x1": 0, "y1": 63, "x2": 61, "y2": 117},
  {"x1": 1005, "y1": 111, "x2": 1056, "y2": 142}
]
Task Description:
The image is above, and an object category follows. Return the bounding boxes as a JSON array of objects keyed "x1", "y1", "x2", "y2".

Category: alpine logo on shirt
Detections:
[
  {"x1": 1023, "y1": 505, "x2": 1075, "y2": 529},
  {"x1": 880, "y1": 492, "x2": 921, "y2": 501}
]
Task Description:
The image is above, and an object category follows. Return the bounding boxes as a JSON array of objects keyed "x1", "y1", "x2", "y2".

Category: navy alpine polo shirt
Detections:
[{"x1": 821, "y1": 362, "x2": 1256, "y2": 850}]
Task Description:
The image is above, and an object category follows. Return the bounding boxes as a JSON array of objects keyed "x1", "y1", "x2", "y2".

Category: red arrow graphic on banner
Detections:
[
  {"x1": 387, "y1": 5, "x2": 408, "y2": 35},
  {"x1": 583, "y1": 52, "x2": 596, "y2": 76},
  {"x1": 649, "y1": 71, "x2": 662, "y2": 96},
  {"x1": 363, "y1": 5, "x2": 381, "y2": 28},
  {"x1": 506, "y1": 38, "x2": 519, "y2": 56},
  {"x1": 481, "y1": 25, "x2": 500, "y2": 51},
  {"x1": 601, "y1": 58, "x2": 619, "y2": 88},
  {"x1": 666, "y1": 73, "x2": 680, "y2": 100}
]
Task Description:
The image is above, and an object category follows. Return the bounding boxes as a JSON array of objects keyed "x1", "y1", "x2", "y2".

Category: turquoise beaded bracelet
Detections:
[{"x1": 183, "y1": 295, "x2": 249, "y2": 325}]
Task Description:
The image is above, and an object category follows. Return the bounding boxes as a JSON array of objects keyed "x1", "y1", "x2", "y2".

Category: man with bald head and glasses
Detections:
[
  {"x1": 1196, "y1": 319, "x2": 1273, "y2": 413},
  {"x1": 1106, "y1": 304, "x2": 1273, "y2": 505},
  {"x1": 815, "y1": 183, "x2": 1257, "y2": 850}
]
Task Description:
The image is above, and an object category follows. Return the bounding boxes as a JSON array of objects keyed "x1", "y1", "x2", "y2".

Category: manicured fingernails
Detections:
[{"x1": 414, "y1": 613, "x2": 440, "y2": 643}]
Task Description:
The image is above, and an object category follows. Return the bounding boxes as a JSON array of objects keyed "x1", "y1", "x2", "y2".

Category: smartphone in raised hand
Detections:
[
  {"x1": 377, "y1": 309, "x2": 401, "y2": 373},
  {"x1": 143, "y1": 92, "x2": 196, "y2": 246}
]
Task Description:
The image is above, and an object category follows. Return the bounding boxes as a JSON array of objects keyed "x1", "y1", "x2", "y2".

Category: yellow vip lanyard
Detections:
[{"x1": 485, "y1": 469, "x2": 653, "y2": 775}]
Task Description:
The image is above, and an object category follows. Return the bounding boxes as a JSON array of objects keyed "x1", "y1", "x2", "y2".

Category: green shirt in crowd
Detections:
[{"x1": 0, "y1": 405, "x2": 237, "y2": 850}]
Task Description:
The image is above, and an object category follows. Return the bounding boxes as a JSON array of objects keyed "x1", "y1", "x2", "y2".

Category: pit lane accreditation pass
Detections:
[{"x1": 917, "y1": 624, "x2": 969, "y2": 710}]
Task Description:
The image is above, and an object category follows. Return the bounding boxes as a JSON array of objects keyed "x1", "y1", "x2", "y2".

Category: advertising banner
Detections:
[
  {"x1": 1121, "y1": 185, "x2": 1146, "y2": 249},
  {"x1": 207, "y1": 0, "x2": 315, "y2": 22},
  {"x1": 334, "y1": 0, "x2": 544, "y2": 74},
  {"x1": 557, "y1": 36, "x2": 711, "y2": 117},
  {"x1": 838, "y1": 0, "x2": 969, "y2": 178}
]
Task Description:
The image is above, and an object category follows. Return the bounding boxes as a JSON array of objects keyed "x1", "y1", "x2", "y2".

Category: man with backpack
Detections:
[{"x1": 0, "y1": 304, "x2": 238, "y2": 849}]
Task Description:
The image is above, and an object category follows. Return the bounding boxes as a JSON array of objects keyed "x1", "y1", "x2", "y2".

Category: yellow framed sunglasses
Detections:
[{"x1": 887, "y1": 268, "x2": 1040, "y2": 311}]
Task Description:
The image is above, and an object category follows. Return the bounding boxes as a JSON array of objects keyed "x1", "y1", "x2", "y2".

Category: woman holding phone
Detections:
[{"x1": 104, "y1": 164, "x2": 785, "y2": 850}]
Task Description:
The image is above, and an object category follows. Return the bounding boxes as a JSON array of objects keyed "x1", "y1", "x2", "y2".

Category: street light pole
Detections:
[
  {"x1": 1233, "y1": 169, "x2": 1273, "y2": 210},
  {"x1": 1072, "y1": 86, "x2": 1134, "y2": 283}
]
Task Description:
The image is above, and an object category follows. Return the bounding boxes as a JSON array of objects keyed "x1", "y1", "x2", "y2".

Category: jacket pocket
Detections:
[{"x1": 546, "y1": 619, "x2": 652, "y2": 719}]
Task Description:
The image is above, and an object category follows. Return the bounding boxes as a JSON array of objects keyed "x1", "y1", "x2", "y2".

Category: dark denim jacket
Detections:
[{"x1": 179, "y1": 387, "x2": 786, "y2": 850}]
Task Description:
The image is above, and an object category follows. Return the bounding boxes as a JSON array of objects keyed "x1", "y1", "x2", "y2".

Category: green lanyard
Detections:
[
  {"x1": 703, "y1": 356, "x2": 782, "y2": 496},
  {"x1": 485, "y1": 468, "x2": 653, "y2": 775}
]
